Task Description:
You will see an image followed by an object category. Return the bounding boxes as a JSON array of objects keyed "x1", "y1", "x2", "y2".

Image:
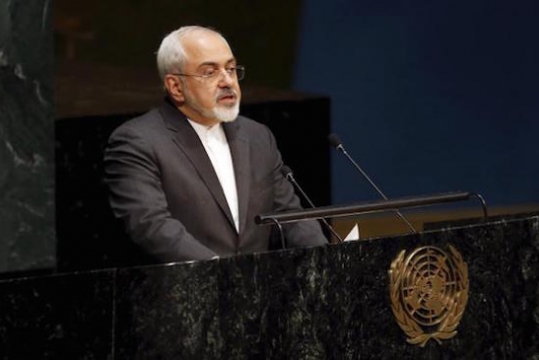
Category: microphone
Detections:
[
  {"x1": 328, "y1": 133, "x2": 417, "y2": 234},
  {"x1": 281, "y1": 165, "x2": 344, "y2": 242}
]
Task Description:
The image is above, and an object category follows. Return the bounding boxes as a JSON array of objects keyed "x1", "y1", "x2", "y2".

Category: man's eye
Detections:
[
  {"x1": 202, "y1": 69, "x2": 217, "y2": 77},
  {"x1": 225, "y1": 67, "x2": 236, "y2": 75}
]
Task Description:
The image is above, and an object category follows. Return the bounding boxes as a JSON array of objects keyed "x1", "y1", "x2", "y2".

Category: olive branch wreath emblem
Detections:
[{"x1": 388, "y1": 245, "x2": 469, "y2": 347}]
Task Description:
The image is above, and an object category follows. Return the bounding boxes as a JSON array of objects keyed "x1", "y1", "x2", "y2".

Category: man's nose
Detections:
[{"x1": 217, "y1": 69, "x2": 235, "y2": 86}]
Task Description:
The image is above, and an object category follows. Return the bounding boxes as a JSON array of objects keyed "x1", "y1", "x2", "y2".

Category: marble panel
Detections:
[
  {"x1": 0, "y1": 0, "x2": 55, "y2": 273},
  {"x1": 111, "y1": 216, "x2": 539, "y2": 358},
  {"x1": 114, "y1": 260, "x2": 221, "y2": 359},
  {"x1": 0, "y1": 270, "x2": 114, "y2": 359},
  {"x1": 0, "y1": 216, "x2": 537, "y2": 359}
]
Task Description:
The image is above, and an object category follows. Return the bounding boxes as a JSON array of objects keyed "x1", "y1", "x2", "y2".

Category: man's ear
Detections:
[{"x1": 164, "y1": 75, "x2": 185, "y2": 103}]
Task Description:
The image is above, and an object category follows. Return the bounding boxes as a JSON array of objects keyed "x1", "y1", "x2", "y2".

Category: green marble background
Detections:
[
  {"x1": 0, "y1": 0, "x2": 55, "y2": 273},
  {"x1": 1, "y1": 215, "x2": 538, "y2": 358}
]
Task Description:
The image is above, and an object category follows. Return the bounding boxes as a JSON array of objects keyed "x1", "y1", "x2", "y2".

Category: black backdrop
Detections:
[{"x1": 55, "y1": 96, "x2": 331, "y2": 270}]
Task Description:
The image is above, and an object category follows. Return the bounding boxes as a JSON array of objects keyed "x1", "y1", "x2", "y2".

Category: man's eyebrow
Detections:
[{"x1": 197, "y1": 58, "x2": 237, "y2": 68}]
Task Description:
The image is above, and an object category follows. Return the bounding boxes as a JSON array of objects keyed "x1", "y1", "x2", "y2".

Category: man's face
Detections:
[{"x1": 176, "y1": 32, "x2": 241, "y2": 126}]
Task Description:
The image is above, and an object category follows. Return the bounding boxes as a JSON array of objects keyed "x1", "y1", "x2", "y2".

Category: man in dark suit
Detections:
[{"x1": 104, "y1": 26, "x2": 327, "y2": 263}]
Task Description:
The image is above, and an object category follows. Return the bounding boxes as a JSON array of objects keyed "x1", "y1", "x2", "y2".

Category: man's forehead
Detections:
[{"x1": 183, "y1": 32, "x2": 232, "y2": 57}]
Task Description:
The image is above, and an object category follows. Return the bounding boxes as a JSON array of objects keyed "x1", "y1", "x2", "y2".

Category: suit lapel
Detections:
[
  {"x1": 223, "y1": 120, "x2": 251, "y2": 235},
  {"x1": 158, "y1": 100, "x2": 235, "y2": 229}
]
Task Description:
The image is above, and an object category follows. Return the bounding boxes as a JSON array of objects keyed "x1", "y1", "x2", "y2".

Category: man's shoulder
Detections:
[
  {"x1": 232, "y1": 115, "x2": 278, "y2": 150},
  {"x1": 120, "y1": 107, "x2": 163, "y2": 130},
  {"x1": 109, "y1": 106, "x2": 168, "y2": 141},
  {"x1": 235, "y1": 114, "x2": 270, "y2": 133}
]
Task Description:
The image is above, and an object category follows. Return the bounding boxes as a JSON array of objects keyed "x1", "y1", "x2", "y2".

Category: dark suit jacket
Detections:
[{"x1": 104, "y1": 99, "x2": 327, "y2": 262}]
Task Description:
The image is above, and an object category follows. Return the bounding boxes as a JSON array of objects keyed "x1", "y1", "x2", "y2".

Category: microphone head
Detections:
[
  {"x1": 328, "y1": 133, "x2": 343, "y2": 149},
  {"x1": 281, "y1": 165, "x2": 294, "y2": 179}
]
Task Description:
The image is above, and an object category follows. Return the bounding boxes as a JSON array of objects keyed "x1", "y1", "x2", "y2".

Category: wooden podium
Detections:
[{"x1": 1, "y1": 213, "x2": 538, "y2": 359}]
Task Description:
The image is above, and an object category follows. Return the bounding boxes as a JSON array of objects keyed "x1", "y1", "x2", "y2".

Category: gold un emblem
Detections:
[{"x1": 388, "y1": 245, "x2": 469, "y2": 347}]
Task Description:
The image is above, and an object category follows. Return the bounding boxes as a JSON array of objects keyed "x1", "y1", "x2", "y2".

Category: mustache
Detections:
[{"x1": 216, "y1": 88, "x2": 237, "y2": 100}]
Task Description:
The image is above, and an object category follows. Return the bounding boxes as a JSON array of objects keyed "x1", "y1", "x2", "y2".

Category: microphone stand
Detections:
[{"x1": 328, "y1": 133, "x2": 417, "y2": 234}]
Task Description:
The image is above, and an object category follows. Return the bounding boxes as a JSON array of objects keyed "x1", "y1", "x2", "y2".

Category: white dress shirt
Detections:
[{"x1": 188, "y1": 119, "x2": 239, "y2": 232}]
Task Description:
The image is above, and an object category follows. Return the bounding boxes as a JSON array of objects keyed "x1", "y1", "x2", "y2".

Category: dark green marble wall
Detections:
[
  {"x1": 0, "y1": 0, "x2": 55, "y2": 273},
  {"x1": 1, "y1": 215, "x2": 538, "y2": 358}
]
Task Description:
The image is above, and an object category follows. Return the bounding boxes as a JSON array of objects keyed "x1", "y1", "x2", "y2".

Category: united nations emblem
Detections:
[{"x1": 388, "y1": 245, "x2": 469, "y2": 347}]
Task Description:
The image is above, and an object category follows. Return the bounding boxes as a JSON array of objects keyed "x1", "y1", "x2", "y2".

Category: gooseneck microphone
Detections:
[
  {"x1": 328, "y1": 133, "x2": 417, "y2": 234},
  {"x1": 281, "y1": 165, "x2": 344, "y2": 242}
]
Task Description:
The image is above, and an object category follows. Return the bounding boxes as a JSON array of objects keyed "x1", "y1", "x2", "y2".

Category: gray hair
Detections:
[{"x1": 156, "y1": 26, "x2": 226, "y2": 82}]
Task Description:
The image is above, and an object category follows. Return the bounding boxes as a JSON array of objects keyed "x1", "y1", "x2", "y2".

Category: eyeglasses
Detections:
[{"x1": 171, "y1": 65, "x2": 245, "y2": 82}]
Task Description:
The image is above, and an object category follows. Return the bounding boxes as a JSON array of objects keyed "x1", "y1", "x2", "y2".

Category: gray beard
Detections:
[
  {"x1": 183, "y1": 88, "x2": 240, "y2": 123},
  {"x1": 212, "y1": 102, "x2": 240, "y2": 122}
]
